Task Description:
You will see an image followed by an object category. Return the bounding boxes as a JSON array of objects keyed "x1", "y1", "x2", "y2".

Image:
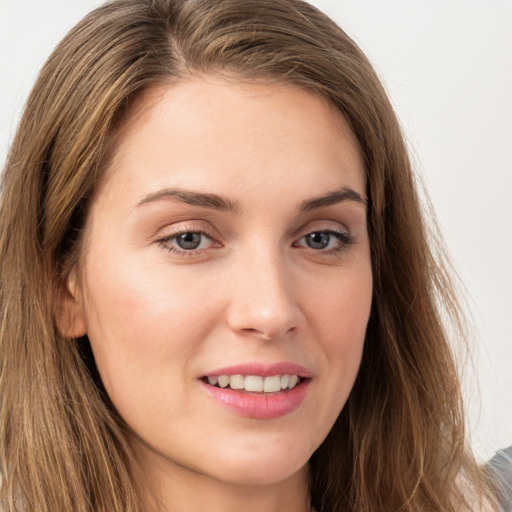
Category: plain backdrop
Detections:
[{"x1": 1, "y1": 0, "x2": 511, "y2": 462}]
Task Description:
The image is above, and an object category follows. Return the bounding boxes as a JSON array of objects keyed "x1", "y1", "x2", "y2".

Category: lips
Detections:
[{"x1": 201, "y1": 363, "x2": 311, "y2": 418}]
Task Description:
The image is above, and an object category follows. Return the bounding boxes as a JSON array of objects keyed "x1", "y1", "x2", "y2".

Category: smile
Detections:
[{"x1": 205, "y1": 374, "x2": 301, "y2": 393}]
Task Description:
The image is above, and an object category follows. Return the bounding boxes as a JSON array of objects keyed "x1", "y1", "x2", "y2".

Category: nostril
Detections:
[
  {"x1": 240, "y1": 326, "x2": 298, "y2": 341},
  {"x1": 241, "y1": 328, "x2": 272, "y2": 341}
]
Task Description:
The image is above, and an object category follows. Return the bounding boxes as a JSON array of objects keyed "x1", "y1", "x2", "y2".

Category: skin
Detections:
[{"x1": 61, "y1": 76, "x2": 373, "y2": 512}]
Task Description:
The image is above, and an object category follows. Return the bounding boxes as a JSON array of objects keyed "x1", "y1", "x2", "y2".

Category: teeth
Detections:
[
  {"x1": 229, "y1": 375, "x2": 244, "y2": 390},
  {"x1": 206, "y1": 374, "x2": 302, "y2": 393},
  {"x1": 217, "y1": 375, "x2": 230, "y2": 388},
  {"x1": 263, "y1": 375, "x2": 281, "y2": 392},
  {"x1": 245, "y1": 375, "x2": 263, "y2": 392}
]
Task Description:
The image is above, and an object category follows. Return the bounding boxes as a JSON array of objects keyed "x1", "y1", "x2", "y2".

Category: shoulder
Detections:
[{"x1": 485, "y1": 446, "x2": 512, "y2": 512}]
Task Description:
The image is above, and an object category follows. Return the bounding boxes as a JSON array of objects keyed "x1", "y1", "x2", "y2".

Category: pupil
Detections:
[
  {"x1": 306, "y1": 232, "x2": 329, "y2": 249},
  {"x1": 177, "y1": 232, "x2": 201, "y2": 249}
]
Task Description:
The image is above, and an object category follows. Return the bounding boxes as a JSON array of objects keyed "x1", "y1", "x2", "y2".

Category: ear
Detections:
[{"x1": 55, "y1": 270, "x2": 87, "y2": 338}]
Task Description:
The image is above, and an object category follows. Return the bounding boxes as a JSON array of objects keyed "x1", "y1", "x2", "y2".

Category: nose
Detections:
[{"x1": 226, "y1": 248, "x2": 305, "y2": 341}]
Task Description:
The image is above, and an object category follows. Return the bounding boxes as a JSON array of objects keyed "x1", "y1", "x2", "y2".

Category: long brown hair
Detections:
[{"x1": 0, "y1": 0, "x2": 490, "y2": 510}]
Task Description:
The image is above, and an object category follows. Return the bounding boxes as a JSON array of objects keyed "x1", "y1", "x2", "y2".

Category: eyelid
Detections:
[
  {"x1": 155, "y1": 220, "x2": 218, "y2": 240},
  {"x1": 293, "y1": 220, "x2": 351, "y2": 239}
]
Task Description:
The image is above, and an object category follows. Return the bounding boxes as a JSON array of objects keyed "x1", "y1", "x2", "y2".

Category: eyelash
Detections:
[{"x1": 156, "y1": 227, "x2": 354, "y2": 257}]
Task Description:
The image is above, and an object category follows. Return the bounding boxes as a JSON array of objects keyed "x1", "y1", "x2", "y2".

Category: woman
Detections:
[{"x1": 0, "y1": 0, "x2": 495, "y2": 511}]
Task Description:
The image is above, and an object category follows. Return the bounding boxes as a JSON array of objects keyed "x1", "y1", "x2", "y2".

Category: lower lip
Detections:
[{"x1": 201, "y1": 380, "x2": 310, "y2": 419}]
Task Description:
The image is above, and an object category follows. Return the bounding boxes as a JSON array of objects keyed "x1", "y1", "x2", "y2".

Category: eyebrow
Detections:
[
  {"x1": 135, "y1": 185, "x2": 366, "y2": 213},
  {"x1": 135, "y1": 188, "x2": 242, "y2": 213},
  {"x1": 299, "y1": 187, "x2": 367, "y2": 211}
]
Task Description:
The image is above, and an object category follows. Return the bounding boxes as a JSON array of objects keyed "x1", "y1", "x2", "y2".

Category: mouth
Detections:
[
  {"x1": 200, "y1": 363, "x2": 312, "y2": 418},
  {"x1": 200, "y1": 368, "x2": 311, "y2": 418},
  {"x1": 201, "y1": 374, "x2": 304, "y2": 393}
]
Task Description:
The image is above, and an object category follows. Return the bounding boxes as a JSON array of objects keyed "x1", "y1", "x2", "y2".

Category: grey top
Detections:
[{"x1": 486, "y1": 446, "x2": 512, "y2": 512}]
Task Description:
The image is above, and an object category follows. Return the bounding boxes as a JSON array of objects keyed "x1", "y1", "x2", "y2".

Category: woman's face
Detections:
[{"x1": 64, "y1": 77, "x2": 372, "y2": 489}]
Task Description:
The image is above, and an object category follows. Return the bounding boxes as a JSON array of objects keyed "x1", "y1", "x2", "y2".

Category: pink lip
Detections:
[
  {"x1": 201, "y1": 380, "x2": 310, "y2": 419},
  {"x1": 203, "y1": 362, "x2": 312, "y2": 378},
  {"x1": 200, "y1": 362, "x2": 312, "y2": 419}
]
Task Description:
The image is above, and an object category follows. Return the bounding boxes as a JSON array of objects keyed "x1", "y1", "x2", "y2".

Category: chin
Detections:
[
  {"x1": 214, "y1": 462, "x2": 307, "y2": 487},
  {"x1": 200, "y1": 444, "x2": 310, "y2": 487}
]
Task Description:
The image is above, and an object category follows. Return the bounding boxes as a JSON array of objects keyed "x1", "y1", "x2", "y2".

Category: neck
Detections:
[{"x1": 132, "y1": 441, "x2": 311, "y2": 512}]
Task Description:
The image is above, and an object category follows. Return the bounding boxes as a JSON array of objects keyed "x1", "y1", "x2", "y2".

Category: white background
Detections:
[{"x1": 1, "y1": 0, "x2": 510, "y2": 462}]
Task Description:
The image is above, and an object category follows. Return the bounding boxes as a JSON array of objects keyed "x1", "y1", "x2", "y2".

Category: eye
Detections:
[
  {"x1": 294, "y1": 229, "x2": 353, "y2": 252},
  {"x1": 158, "y1": 230, "x2": 219, "y2": 254},
  {"x1": 304, "y1": 232, "x2": 332, "y2": 250},
  {"x1": 175, "y1": 232, "x2": 205, "y2": 250}
]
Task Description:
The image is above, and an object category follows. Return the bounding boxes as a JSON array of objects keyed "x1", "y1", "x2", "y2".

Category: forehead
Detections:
[{"x1": 98, "y1": 76, "x2": 365, "y2": 207}]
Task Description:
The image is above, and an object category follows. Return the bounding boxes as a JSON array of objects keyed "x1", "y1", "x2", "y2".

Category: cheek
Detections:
[
  {"x1": 85, "y1": 246, "x2": 212, "y2": 331},
  {"x1": 80, "y1": 251, "x2": 220, "y2": 396},
  {"x1": 311, "y1": 266, "x2": 372, "y2": 346},
  {"x1": 310, "y1": 267, "x2": 372, "y2": 396}
]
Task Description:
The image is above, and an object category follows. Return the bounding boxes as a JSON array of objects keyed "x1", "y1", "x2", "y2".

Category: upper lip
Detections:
[{"x1": 202, "y1": 362, "x2": 312, "y2": 378}]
